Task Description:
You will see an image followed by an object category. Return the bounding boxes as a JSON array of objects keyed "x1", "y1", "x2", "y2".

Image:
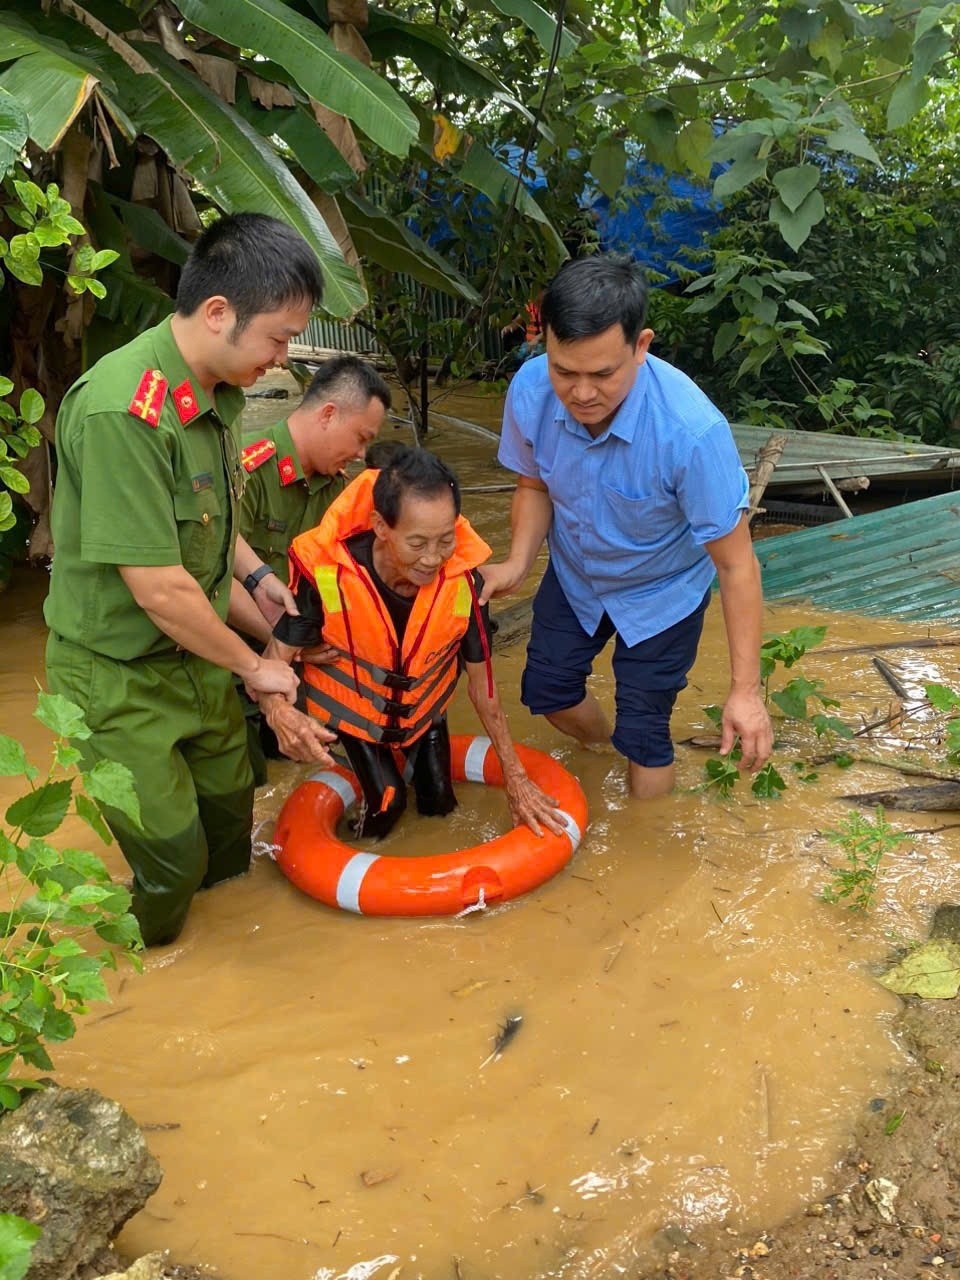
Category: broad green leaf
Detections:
[
  {"x1": 60, "y1": 968, "x2": 108, "y2": 1002},
  {"x1": 17, "y1": 388, "x2": 42, "y2": 425},
  {"x1": 34, "y1": 691, "x2": 91, "y2": 740},
  {"x1": 457, "y1": 141, "x2": 565, "y2": 260},
  {"x1": 712, "y1": 321, "x2": 739, "y2": 360},
  {"x1": 0, "y1": 377, "x2": 13, "y2": 397},
  {"x1": 676, "y1": 118, "x2": 714, "y2": 179},
  {"x1": 751, "y1": 763, "x2": 787, "y2": 800},
  {"x1": 887, "y1": 76, "x2": 929, "y2": 130},
  {"x1": 116, "y1": 42, "x2": 366, "y2": 318},
  {"x1": 95, "y1": 913, "x2": 143, "y2": 948},
  {"x1": 5, "y1": 781, "x2": 72, "y2": 838},
  {"x1": 82, "y1": 759, "x2": 141, "y2": 829},
  {"x1": 61, "y1": 847, "x2": 111, "y2": 882},
  {"x1": 0, "y1": 86, "x2": 27, "y2": 179},
  {"x1": 590, "y1": 138, "x2": 626, "y2": 199},
  {"x1": 64, "y1": 884, "x2": 112, "y2": 907},
  {"x1": 772, "y1": 164, "x2": 820, "y2": 213},
  {"x1": 340, "y1": 191, "x2": 480, "y2": 303},
  {"x1": 49, "y1": 936, "x2": 85, "y2": 958},
  {"x1": 771, "y1": 675, "x2": 820, "y2": 719},
  {"x1": 365, "y1": 9, "x2": 506, "y2": 101},
  {"x1": 912, "y1": 25, "x2": 952, "y2": 79},
  {"x1": 54, "y1": 743, "x2": 82, "y2": 770},
  {"x1": 0, "y1": 736, "x2": 35, "y2": 780},
  {"x1": 104, "y1": 194, "x2": 188, "y2": 265},
  {"x1": 809, "y1": 21, "x2": 844, "y2": 70},
  {"x1": 237, "y1": 95, "x2": 356, "y2": 195},
  {"x1": 41, "y1": 1009, "x2": 75, "y2": 1042},
  {"x1": 488, "y1": 0, "x2": 579, "y2": 59},
  {"x1": 769, "y1": 190, "x2": 826, "y2": 251},
  {"x1": 784, "y1": 298, "x2": 820, "y2": 324},
  {"x1": 0, "y1": 51, "x2": 96, "y2": 151},
  {"x1": 824, "y1": 123, "x2": 880, "y2": 166},
  {"x1": 0, "y1": 467, "x2": 28, "y2": 496},
  {"x1": 925, "y1": 682, "x2": 960, "y2": 712},
  {"x1": 713, "y1": 155, "x2": 768, "y2": 200},
  {"x1": 177, "y1": 0, "x2": 417, "y2": 157},
  {"x1": 74, "y1": 794, "x2": 113, "y2": 846},
  {"x1": 914, "y1": 5, "x2": 948, "y2": 40}
]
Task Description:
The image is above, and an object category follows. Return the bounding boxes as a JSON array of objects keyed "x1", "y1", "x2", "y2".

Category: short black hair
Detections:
[
  {"x1": 540, "y1": 253, "x2": 649, "y2": 345},
  {"x1": 302, "y1": 355, "x2": 391, "y2": 413},
  {"x1": 372, "y1": 446, "x2": 461, "y2": 527},
  {"x1": 364, "y1": 438, "x2": 407, "y2": 469},
  {"x1": 176, "y1": 212, "x2": 324, "y2": 331}
]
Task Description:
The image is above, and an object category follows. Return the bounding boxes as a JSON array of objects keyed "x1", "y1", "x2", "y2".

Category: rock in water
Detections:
[{"x1": 0, "y1": 1086, "x2": 162, "y2": 1280}]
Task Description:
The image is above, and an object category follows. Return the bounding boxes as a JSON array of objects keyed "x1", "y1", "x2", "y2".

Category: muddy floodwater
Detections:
[{"x1": 4, "y1": 383, "x2": 960, "y2": 1279}]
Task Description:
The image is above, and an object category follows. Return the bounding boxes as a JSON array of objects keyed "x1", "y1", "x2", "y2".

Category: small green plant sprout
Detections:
[
  {"x1": 820, "y1": 806, "x2": 909, "y2": 912},
  {"x1": 770, "y1": 674, "x2": 854, "y2": 740},
  {"x1": 924, "y1": 682, "x2": 960, "y2": 766},
  {"x1": 0, "y1": 692, "x2": 143, "y2": 1113},
  {"x1": 759, "y1": 625, "x2": 828, "y2": 692}
]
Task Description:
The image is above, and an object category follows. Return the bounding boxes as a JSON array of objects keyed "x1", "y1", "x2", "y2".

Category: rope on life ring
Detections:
[{"x1": 273, "y1": 734, "x2": 588, "y2": 917}]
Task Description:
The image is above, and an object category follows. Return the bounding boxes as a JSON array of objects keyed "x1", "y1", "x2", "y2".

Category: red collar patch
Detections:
[
  {"x1": 241, "y1": 439, "x2": 277, "y2": 473},
  {"x1": 128, "y1": 368, "x2": 168, "y2": 427},
  {"x1": 172, "y1": 379, "x2": 200, "y2": 425},
  {"x1": 277, "y1": 455, "x2": 298, "y2": 487}
]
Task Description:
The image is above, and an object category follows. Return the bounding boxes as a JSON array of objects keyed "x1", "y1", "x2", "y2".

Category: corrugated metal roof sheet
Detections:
[
  {"x1": 732, "y1": 424, "x2": 960, "y2": 490},
  {"x1": 756, "y1": 491, "x2": 960, "y2": 621}
]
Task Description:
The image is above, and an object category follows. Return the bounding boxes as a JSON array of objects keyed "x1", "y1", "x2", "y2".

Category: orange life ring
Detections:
[{"x1": 273, "y1": 734, "x2": 588, "y2": 916}]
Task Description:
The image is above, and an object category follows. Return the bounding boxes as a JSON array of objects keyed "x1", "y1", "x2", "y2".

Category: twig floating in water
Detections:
[
  {"x1": 141, "y1": 1122, "x2": 181, "y2": 1132},
  {"x1": 711, "y1": 900, "x2": 725, "y2": 925},
  {"x1": 294, "y1": 1173, "x2": 315, "y2": 1190},
  {"x1": 480, "y1": 1014, "x2": 523, "y2": 1068},
  {"x1": 92, "y1": 1006, "x2": 133, "y2": 1024},
  {"x1": 589, "y1": 1118, "x2": 599, "y2": 1136}
]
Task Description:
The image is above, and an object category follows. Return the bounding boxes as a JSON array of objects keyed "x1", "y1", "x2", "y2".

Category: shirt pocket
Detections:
[{"x1": 174, "y1": 489, "x2": 223, "y2": 582}]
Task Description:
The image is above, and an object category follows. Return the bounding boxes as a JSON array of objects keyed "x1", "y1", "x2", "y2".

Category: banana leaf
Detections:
[
  {"x1": 177, "y1": 0, "x2": 417, "y2": 157},
  {"x1": 488, "y1": 0, "x2": 579, "y2": 59},
  {"x1": 109, "y1": 38, "x2": 367, "y2": 317},
  {"x1": 457, "y1": 141, "x2": 566, "y2": 260},
  {"x1": 365, "y1": 9, "x2": 507, "y2": 101},
  {"x1": 340, "y1": 190, "x2": 480, "y2": 303},
  {"x1": 0, "y1": 86, "x2": 28, "y2": 177}
]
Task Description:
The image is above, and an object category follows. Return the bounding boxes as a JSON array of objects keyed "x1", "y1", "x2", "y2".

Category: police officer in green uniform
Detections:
[
  {"x1": 231, "y1": 357, "x2": 391, "y2": 781},
  {"x1": 44, "y1": 213, "x2": 324, "y2": 947}
]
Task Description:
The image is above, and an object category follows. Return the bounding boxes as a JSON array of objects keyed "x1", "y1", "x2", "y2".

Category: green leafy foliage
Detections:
[
  {"x1": 925, "y1": 682, "x2": 960, "y2": 766},
  {"x1": 821, "y1": 807, "x2": 908, "y2": 911},
  {"x1": 0, "y1": 694, "x2": 142, "y2": 1113},
  {"x1": 0, "y1": 1212, "x2": 41, "y2": 1280}
]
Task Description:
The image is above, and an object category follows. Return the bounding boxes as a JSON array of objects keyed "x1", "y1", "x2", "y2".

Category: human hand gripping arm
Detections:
[
  {"x1": 233, "y1": 534, "x2": 298, "y2": 628},
  {"x1": 477, "y1": 477, "x2": 553, "y2": 605},
  {"x1": 705, "y1": 516, "x2": 773, "y2": 771},
  {"x1": 256, "y1": 640, "x2": 337, "y2": 766},
  {"x1": 119, "y1": 564, "x2": 298, "y2": 700},
  {"x1": 465, "y1": 660, "x2": 565, "y2": 836}
]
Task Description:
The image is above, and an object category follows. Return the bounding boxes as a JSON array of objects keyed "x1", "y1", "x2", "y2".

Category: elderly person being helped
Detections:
[{"x1": 258, "y1": 446, "x2": 563, "y2": 840}]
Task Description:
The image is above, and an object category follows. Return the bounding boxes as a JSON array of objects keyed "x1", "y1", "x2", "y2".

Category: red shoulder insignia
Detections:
[
  {"x1": 128, "y1": 368, "x2": 168, "y2": 428},
  {"x1": 172, "y1": 379, "x2": 200, "y2": 425},
  {"x1": 277, "y1": 455, "x2": 298, "y2": 487},
  {"x1": 241, "y1": 438, "x2": 276, "y2": 473}
]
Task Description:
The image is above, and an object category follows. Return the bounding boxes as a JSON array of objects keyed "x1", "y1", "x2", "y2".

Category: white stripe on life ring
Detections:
[
  {"x1": 336, "y1": 851, "x2": 380, "y2": 913},
  {"x1": 463, "y1": 736, "x2": 492, "y2": 782},
  {"x1": 309, "y1": 770, "x2": 357, "y2": 814},
  {"x1": 556, "y1": 809, "x2": 582, "y2": 852}
]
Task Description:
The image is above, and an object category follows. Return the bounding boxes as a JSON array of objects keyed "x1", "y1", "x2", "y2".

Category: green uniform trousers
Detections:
[{"x1": 46, "y1": 633, "x2": 255, "y2": 947}]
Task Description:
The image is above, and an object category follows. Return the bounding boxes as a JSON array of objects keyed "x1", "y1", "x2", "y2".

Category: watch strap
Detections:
[{"x1": 243, "y1": 564, "x2": 275, "y2": 595}]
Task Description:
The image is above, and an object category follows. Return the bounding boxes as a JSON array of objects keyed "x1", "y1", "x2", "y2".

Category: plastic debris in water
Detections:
[{"x1": 480, "y1": 1014, "x2": 523, "y2": 1068}]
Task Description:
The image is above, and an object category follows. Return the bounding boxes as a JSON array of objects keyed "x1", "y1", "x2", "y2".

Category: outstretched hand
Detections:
[
  {"x1": 477, "y1": 559, "x2": 527, "y2": 607},
  {"x1": 265, "y1": 701, "x2": 337, "y2": 766}
]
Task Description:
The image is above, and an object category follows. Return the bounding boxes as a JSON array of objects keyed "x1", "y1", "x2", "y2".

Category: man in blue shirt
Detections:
[{"x1": 480, "y1": 254, "x2": 772, "y2": 800}]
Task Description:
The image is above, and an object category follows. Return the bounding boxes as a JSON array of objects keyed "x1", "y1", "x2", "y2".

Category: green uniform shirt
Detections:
[
  {"x1": 239, "y1": 417, "x2": 346, "y2": 581},
  {"x1": 44, "y1": 316, "x2": 245, "y2": 660}
]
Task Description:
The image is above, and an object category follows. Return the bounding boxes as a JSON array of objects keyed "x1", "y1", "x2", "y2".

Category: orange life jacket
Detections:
[{"x1": 288, "y1": 470, "x2": 493, "y2": 748}]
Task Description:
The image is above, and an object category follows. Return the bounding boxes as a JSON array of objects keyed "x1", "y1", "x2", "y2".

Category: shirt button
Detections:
[
  {"x1": 213, "y1": 589, "x2": 219, "y2": 600},
  {"x1": 202, "y1": 512, "x2": 210, "y2": 525}
]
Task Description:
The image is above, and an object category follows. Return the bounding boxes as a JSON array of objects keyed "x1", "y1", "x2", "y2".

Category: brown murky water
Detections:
[{"x1": 4, "y1": 383, "x2": 960, "y2": 1279}]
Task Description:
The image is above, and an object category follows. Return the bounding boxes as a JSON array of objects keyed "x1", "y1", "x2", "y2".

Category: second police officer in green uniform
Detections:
[
  {"x1": 231, "y1": 357, "x2": 391, "y2": 780},
  {"x1": 44, "y1": 213, "x2": 324, "y2": 947}
]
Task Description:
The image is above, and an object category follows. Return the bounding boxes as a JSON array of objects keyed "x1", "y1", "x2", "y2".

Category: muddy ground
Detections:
[{"x1": 639, "y1": 994, "x2": 960, "y2": 1280}]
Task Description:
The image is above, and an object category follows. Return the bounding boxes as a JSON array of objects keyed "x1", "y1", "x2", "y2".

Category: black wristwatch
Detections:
[{"x1": 243, "y1": 564, "x2": 276, "y2": 595}]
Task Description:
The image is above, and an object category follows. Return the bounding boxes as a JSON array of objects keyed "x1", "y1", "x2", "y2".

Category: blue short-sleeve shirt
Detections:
[{"x1": 497, "y1": 352, "x2": 749, "y2": 647}]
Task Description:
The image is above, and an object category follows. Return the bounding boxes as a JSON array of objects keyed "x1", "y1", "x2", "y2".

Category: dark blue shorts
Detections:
[{"x1": 521, "y1": 562, "x2": 710, "y2": 768}]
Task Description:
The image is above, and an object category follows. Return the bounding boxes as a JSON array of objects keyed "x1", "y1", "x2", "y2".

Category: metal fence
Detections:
[{"x1": 302, "y1": 275, "x2": 506, "y2": 364}]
